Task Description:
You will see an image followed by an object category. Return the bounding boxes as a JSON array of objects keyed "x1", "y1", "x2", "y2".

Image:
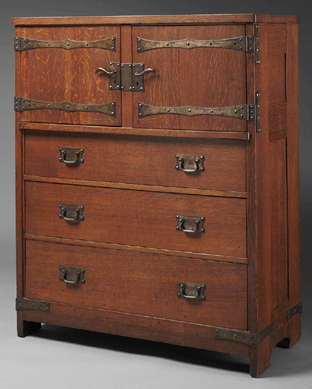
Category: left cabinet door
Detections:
[{"x1": 16, "y1": 26, "x2": 121, "y2": 126}]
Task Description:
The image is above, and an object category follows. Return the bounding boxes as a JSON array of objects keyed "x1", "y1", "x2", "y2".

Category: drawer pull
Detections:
[
  {"x1": 59, "y1": 204, "x2": 84, "y2": 221},
  {"x1": 177, "y1": 281, "x2": 206, "y2": 301},
  {"x1": 59, "y1": 147, "x2": 84, "y2": 164},
  {"x1": 59, "y1": 266, "x2": 85, "y2": 284},
  {"x1": 175, "y1": 154, "x2": 204, "y2": 173},
  {"x1": 176, "y1": 215, "x2": 205, "y2": 233}
]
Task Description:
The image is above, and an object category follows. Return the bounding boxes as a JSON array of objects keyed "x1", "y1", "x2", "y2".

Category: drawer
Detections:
[
  {"x1": 24, "y1": 132, "x2": 246, "y2": 193},
  {"x1": 25, "y1": 240, "x2": 248, "y2": 330},
  {"x1": 25, "y1": 182, "x2": 247, "y2": 259}
]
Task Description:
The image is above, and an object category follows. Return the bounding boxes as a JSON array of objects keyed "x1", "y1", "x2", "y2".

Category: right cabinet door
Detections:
[{"x1": 132, "y1": 25, "x2": 247, "y2": 132}]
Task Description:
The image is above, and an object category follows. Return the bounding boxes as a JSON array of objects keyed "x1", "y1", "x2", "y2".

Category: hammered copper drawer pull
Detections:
[
  {"x1": 175, "y1": 154, "x2": 204, "y2": 173},
  {"x1": 177, "y1": 281, "x2": 206, "y2": 300},
  {"x1": 176, "y1": 215, "x2": 205, "y2": 233},
  {"x1": 59, "y1": 266, "x2": 85, "y2": 284},
  {"x1": 59, "y1": 147, "x2": 84, "y2": 164},
  {"x1": 59, "y1": 204, "x2": 84, "y2": 221}
]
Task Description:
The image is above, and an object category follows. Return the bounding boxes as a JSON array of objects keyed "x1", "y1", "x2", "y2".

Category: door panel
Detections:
[
  {"x1": 132, "y1": 27, "x2": 180, "y2": 129},
  {"x1": 132, "y1": 25, "x2": 246, "y2": 131},
  {"x1": 179, "y1": 25, "x2": 246, "y2": 132},
  {"x1": 19, "y1": 26, "x2": 121, "y2": 126}
]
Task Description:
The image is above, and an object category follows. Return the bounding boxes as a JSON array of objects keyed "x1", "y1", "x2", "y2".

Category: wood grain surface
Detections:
[
  {"x1": 24, "y1": 131, "x2": 246, "y2": 192},
  {"x1": 132, "y1": 25, "x2": 247, "y2": 131},
  {"x1": 18, "y1": 26, "x2": 121, "y2": 126},
  {"x1": 25, "y1": 181, "x2": 247, "y2": 258},
  {"x1": 11, "y1": 14, "x2": 299, "y2": 26},
  {"x1": 25, "y1": 240, "x2": 247, "y2": 329}
]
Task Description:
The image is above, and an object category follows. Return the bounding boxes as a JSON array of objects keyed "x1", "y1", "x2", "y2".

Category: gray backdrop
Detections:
[{"x1": 0, "y1": 0, "x2": 311, "y2": 388}]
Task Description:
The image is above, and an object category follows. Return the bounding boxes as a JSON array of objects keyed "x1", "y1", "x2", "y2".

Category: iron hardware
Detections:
[
  {"x1": 138, "y1": 103, "x2": 256, "y2": 121},
  {"x1": 287, "y1": 301, "x2": 302, "y2": 320},
  {"x1": 176, "y1": 215, "x2": 205, "y2": 233},
  {"x1": 134, "y1": 68, "x2": 156, "y2": 77},
  {"x1": 256, "y1": 91, "x2": 261, "y2": 132},
  {"x1": 177, "y1": 281, "x2": 206, "y2": 301},
  {"x1": 255, "y1": 25, "x2": 260, "y2": 64},
  {"x1": 214, "y1": 322, "x2": 274, "y2": 348},
  {"x1": 14, "y1": 36, "x2": 116, "y2": 52},
  {"x1": 175, "y1": 154, "x2": 204, "y2": 173},
  {"x1": 59, "y1": 266, "x2": 85, "y2": 284},
  {"x1": 59, "y1": 204, "x2": 84, "y2": 221},
  {"x1": 137, "y1": 35, "x2": 255, "y2": 53},
  {"x1": 14, "y1": 97, "x2": 116, "y2": 116},
  {"x1": 96, "y1": 63, "x2": 155, "y2": 92},
  {"x1": 59, "y1": 147, "x2": 84, "y2": 164},
  {"x1": 95, "y1": 67, "x2": 116, "y2": 76},
  {"x1": 16, "y1": 298, "x2": 50, "y2": 312}
]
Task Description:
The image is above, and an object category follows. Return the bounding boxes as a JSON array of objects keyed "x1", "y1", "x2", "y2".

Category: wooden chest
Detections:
[{"x1": 12, "y1": 14, "x2": 301, "y2": 377}]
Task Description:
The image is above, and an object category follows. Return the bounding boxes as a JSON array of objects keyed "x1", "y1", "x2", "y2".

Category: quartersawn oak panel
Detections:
[
  {"x1": 19, "y1": 26, "x2": 121, "y2": 126},
  {"x1": 25, "y1": 240, "x2": 248, "y2": 330},
  {"x1": 25, "y1": 182, "x2": 247, "y2": 258},
  {"x1": 132, "y1": 26, "x2": 180, "y2": 129},
  {"x1": 24, "y1": 131, "x2": 246, "y2": 192},
  {"x1": 179, "y1": 25, "x2": 247, "y2": 132}
]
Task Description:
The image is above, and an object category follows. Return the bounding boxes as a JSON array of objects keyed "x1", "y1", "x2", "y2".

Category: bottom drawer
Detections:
[{"x1": 25, "y1": 240, "x2": 247, "y2": 330}]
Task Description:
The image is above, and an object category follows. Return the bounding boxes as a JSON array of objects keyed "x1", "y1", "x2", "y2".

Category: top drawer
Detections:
[{"x1": 24, "y1": 131, "x2": 246, "y2": 193}]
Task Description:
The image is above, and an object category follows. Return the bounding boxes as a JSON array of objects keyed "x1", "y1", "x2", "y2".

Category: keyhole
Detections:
[
  {"x1": 137, "y1": 81, "x2": 139, "y2": 85},
  {"x1": 114, "y1": 80, "x2": 116, "y2": 84}
]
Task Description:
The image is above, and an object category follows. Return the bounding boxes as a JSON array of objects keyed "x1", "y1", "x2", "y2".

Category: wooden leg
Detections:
[
  {"x1": 249, "y1": 339, "x2": 272, "y2": 377},
  {"x1": 17, "y1": 314, "x2": 41, "y2": 338}
]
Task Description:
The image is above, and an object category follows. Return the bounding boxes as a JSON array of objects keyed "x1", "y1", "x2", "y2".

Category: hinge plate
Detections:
[
  {"x1": 138, "y1": 103, "x2": 254, "y2": 121},
  {"x1": 287, "y1": 301, "x2": 302, "y2": 320},
  {"x1": 14, "y1": 96, "x2": 116, "y2": 116},
  {"x1": 214, "y1": 322, "x2": 274, "y2": 348},
  {"x1": 108, "y1": 63, "x2": 150, "y2": 92},
  {"x1": 137, "y1": 35, "x2": 255, "y2": 53},
  {"x1": 14, "y1": 36, "x2": 116, "y2": 52},
  {"x1": 16, "y1": 298, "x2": 50, "y2": 312},
  {"x1": 255, "y1": 25, "x2": 260, "y2": 64}
]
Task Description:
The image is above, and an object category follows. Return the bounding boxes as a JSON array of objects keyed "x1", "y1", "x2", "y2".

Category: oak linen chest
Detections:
[{"x1": 12, "y1": 14, "x2": 301, "y2": 377}]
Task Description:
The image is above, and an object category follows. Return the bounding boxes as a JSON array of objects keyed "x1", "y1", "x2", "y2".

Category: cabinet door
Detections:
[
  {"x1": 132, "y1": 25, "x2": 246, "y2": 132},
  {"x1": 18, "y1": 26, "x2": 121, "y2": 126}
]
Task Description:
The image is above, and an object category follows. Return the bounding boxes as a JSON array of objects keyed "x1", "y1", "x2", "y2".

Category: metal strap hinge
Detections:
[
  {"x1": 214, "y1": 322, "x2": 274, "y2": 348},
  {"x1": 287, "y1": 301, "x2": 302, "y2": 320},
  {"x1": 16, "y1": 298, "x2": 50, "y2": 312}
]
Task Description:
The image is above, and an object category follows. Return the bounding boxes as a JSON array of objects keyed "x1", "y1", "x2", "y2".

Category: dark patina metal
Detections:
[
  {"x1": 14, "y1": 97, "x2": 116, "y2": 116},
  {"x1": 14, "y1": 36, "x2": 116, "y2": 51},
  {"x1": 176, "y1": 214, "x2": 205, "y2": 233},
  {"x1": 256, "y1": 91, "x2": 261, "y2": 132},
  {"x1": 59, "y1": 147, "x2": 84, "y2": 164},
  {"x1": 287, "y1": 301, "x2": 302, "y2": 320},
  {"x1": 138, "y1": 103, "x2": 255, "y2": 121},
  {"x1": 59, "y1": 266, "x2": 85, "y2": 284},
  {"x1": 177, "y1": 281, "x2": 206, "y2": 301},
  {"x1": 59, "y1": 204, "x2": 84, "y2": 222},
  {"x1": 214, "y1": 322, "x2": 274, "y2": 348},
  {"x1": 16, "y1": 298, "x2": 50, "y2": 312},
  {"x1": 175, "y1": 154, "x2": 204, "y2": 173},
  {"x1": 137, "y1": 35, "x2": 255, "y2": 53},
  {"x1": 96, "y1": 63, "x2": 155, "y2": 92},
  {"x1": 255, "y1": 25, "x2": 260, "y2": 64}
]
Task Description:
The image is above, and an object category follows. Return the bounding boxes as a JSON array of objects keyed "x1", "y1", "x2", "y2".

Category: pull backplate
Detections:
[
  {"x1": 175, "y1": 154, "x2": 204, "y2": 173},
  {"x1": 59, "y1": 266, "x2": 85, "y2": 284},
  {"x1": 59, "y1": 204, "x2": 84, "y2": 221},
  {"x1": 59, "y1": 147, "x2": 84, "y2": 164},
  {"x1": 177, "y1": 281, "x2": 206, "y2": 301},
  {"x1": 176, "y1": 215, "x2": 205, "y2": 233}
]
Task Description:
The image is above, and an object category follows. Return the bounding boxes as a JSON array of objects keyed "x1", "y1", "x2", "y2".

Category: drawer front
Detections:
[
  {"x1": 24, "y1": 132, "x2": 246, "y2": 193},
  {"x1": 132, "y1": 25, "x2": 246, "y2": 131},
  {"x1": 25, "y1": 240, "x2": 248, "y2": 330},
  {"x1": 25, "y1": 182, "x2": 247, "y2": 259},
  {"x1": 17, "y1": 26, "x2": 121, "y2": 126}
]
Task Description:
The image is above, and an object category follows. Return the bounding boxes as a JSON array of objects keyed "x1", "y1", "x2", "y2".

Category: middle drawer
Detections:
[{"x1": 25, "y1": 182, "x2": 247, "y2": 259}]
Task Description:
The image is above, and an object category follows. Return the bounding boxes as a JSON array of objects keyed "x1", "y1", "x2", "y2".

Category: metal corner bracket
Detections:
[
  {"x1": 214, "y1": 322, "x2": 274, "y2": 348},
  {"x1": 16, "y1": 298, "x2": 50, "y2": 312},
  {"x1": 287, "y1": 301, "x2": 302, "y2": 320}
]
